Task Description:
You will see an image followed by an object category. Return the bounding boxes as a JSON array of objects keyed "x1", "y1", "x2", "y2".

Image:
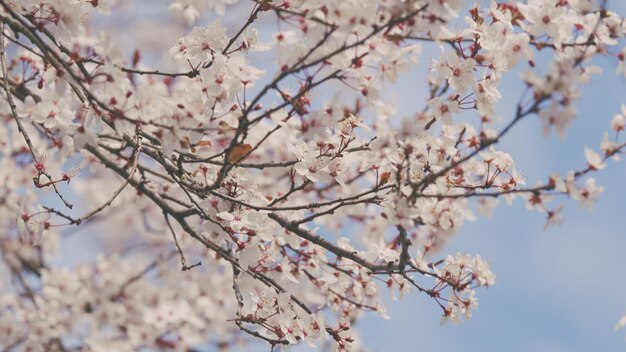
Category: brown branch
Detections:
[{"x1": 163, "y1": 211, "x2": 200, "y2": 272}]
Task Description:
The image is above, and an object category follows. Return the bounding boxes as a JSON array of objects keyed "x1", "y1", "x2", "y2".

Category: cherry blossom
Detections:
[
  {"x1": 169, "y1": 0, "x2": 201, "y2": 25},
  {"x1": 0, "y1": 0, "x2": 625, "y2": 350},
  {"x1": 612, "y1": 105, "x2": 626, "y2": 131},
  {"x1": 585, "y1": 147, "x2": 607, "y2": 170},
  {"x1": 427, "y1": 97, "x2": 459, "y2": 124}
]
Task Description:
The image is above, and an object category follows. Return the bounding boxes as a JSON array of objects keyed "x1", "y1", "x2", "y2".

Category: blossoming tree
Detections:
[{"x1": 1, "y1": 0, "x2": 625, "y2": 350}]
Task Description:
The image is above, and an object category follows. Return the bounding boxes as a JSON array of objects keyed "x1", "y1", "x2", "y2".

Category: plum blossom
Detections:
[
  {"x1": 612, "y1": 105, "x2": 626, "y2": 131},
  {"x1": 572, "y1": 178, "x2": 604, "y2": 210},
  {"x1": 502, "y1": 33, "x2": 533, "y2": 69},
  {"x1": 601, "y1": 133, "x2": 621, "y2": 161},
  {"x1": 518, "y1": 0, "x2": 570, "y2": 42},
  {"x1": 475, "y1": 78, "x2": 502, "y2": 116},
  {"x1": 288, "y1": 141, "x2": 333, "y2": 183},
  {"x1": 169, "y1": 1, "x2": 200, "y2": 25},
  {"x1": 427, "y1": 0, "x2": 465, "y2": 18},
  {"x1": 427, "y1": 97, "x2": 459, "y2": 124},
  {"x1": 9, "y1": 198, "x2": 49, "y2": 245},
  {"x1": 206, "y1": 0, "x2": 239, "y2": 16},
  {"x1": 539, "y1": 102, "x2": 577, "y2": 139},
  {"x1": 432, "y1": 51, "x2": 476, "y2": 94},
  {"x1": 617, "y1": 48, "x2": 626, "y2": 78},
  {"x1": 170, "y1": 21, "x2": 229, "y2": 62},
  {"x1": 584, "y1": 147, "x2": 606, "y2": 170},
  {"x1": 616, "y1": 314, "x2": 626, "y2": 331}
]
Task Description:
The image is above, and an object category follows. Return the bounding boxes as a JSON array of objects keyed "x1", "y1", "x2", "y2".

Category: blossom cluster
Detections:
[{"x1": 0, "y1": 0, "x2": 625, "y2": 350}]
